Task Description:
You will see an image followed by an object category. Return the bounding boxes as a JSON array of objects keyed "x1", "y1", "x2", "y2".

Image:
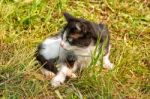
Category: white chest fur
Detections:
[{"x1": 39, "y1": 37, "x2": 65, "y2": 60}]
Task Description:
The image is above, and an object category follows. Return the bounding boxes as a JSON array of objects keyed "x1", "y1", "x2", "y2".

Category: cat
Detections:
[{"x1": 35, "y1": 12, "x2": 113, "y2": 87}]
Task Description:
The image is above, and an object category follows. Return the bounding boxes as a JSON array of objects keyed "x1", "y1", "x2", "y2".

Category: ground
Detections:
[{"x1": 0, "y1": 0, "x2": 150, "y2": 98}]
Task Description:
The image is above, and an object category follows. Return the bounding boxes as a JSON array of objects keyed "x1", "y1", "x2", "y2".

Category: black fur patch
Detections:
[
  {"x1": 35, "y1": 44, "x2": 58, "y2": 74},
  {"x1": 66, "y1": 51, "x2": 77, "y2": 68}
]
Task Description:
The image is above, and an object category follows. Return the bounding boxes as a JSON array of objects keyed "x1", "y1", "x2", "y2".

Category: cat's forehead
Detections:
[{"x1": 65, "y1": 26, "x2": 83, "y2": 38}]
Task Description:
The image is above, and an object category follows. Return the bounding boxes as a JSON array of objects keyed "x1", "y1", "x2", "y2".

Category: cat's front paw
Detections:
[
  {"x1": 103, "y1": 62, "x2": 114, "y2": 70},
  {"x1": 51, "y1": 79, "x2": 62, "y2": 87},
  {"x1": 67, "y1": 72, "x2": 77, "y2": 79},
  {"x1": 70, "y1": 73, "x2": 77, "y2": 78},
  {"x1": 51, "y1": 74, "x2": 66, "y2": 87},
  {"x1": 66, "y1": 70, "x2": 77, "y2": 79}
]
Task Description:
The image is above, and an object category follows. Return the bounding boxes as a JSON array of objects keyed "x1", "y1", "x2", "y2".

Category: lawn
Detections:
[{"x1": 0, "y1": 0, "x2": 150, "y2": 98}]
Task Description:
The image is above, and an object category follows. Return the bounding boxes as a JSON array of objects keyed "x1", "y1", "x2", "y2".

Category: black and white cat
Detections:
[{"x1": 36, "y1": 12, "x2": 113, "y2": 87}]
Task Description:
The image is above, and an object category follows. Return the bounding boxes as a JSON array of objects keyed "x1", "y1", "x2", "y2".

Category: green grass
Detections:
[{"x1": 0, "y1": 0, "x2": 150, "y2": 98}]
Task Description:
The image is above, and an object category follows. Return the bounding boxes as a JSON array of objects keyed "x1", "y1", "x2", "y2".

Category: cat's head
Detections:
[{"x1": 60, "y1": 12, "x2": 98, "y2": 52}]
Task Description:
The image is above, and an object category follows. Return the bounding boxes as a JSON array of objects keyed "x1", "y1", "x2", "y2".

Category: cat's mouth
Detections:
[
  {"x1": 62, "y1": 47, "x2": 70, "y2": 51},
  {"x1": 60, "y1": 44, "x2": 70, "y2": 51},
  {"x1": 60, "y1": 43, "x2": 68, "y2": 50},
  {"x1": 62, "y1": 46, "x2": 79, "y2": 52},
  {"x1": 60, "y1": 41, "x2": 83, "y2": 52}
]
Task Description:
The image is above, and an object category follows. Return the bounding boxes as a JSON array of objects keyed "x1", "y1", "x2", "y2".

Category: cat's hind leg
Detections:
[
  {"x1": 36, "y1": 53, "x2": 58, "y2": 77},
  {"x1": 41, "y1": 68, "x2": 55, "y2": 78}
]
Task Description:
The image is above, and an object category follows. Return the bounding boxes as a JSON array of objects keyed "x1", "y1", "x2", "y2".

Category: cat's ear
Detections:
[{"x1": 63, "y1": 12, "x2": 75, "y2": 22}]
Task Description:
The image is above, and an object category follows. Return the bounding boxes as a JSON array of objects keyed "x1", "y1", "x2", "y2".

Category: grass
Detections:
[{"x1": 0, "y1": 0, "x2": 150, "y2": 98}]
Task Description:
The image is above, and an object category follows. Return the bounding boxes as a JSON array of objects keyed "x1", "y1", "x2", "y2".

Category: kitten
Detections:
[{"x1": 36, "y1": 12, "x2": 113, "y2": 87}]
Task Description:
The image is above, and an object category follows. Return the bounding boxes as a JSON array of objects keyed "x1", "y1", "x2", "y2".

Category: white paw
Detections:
[
  {"x1": 103, "y1": 62, "x2": 114, "y2": 70},
  {"x1": 67, "y1": 72, "x2": 77, "y2": 79},
  {"x1": 51, "y1": 79, "x2": 62, "y2": 87},
  {"x1": 66, "y1": 70, "x2": 77, "y2": 79},
  {"x1": 70, "y1": 73, "x2": 77, "y2": 78},
  {"x1": 51, "y1": 73, "x2": 66, "y2": 87}
]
